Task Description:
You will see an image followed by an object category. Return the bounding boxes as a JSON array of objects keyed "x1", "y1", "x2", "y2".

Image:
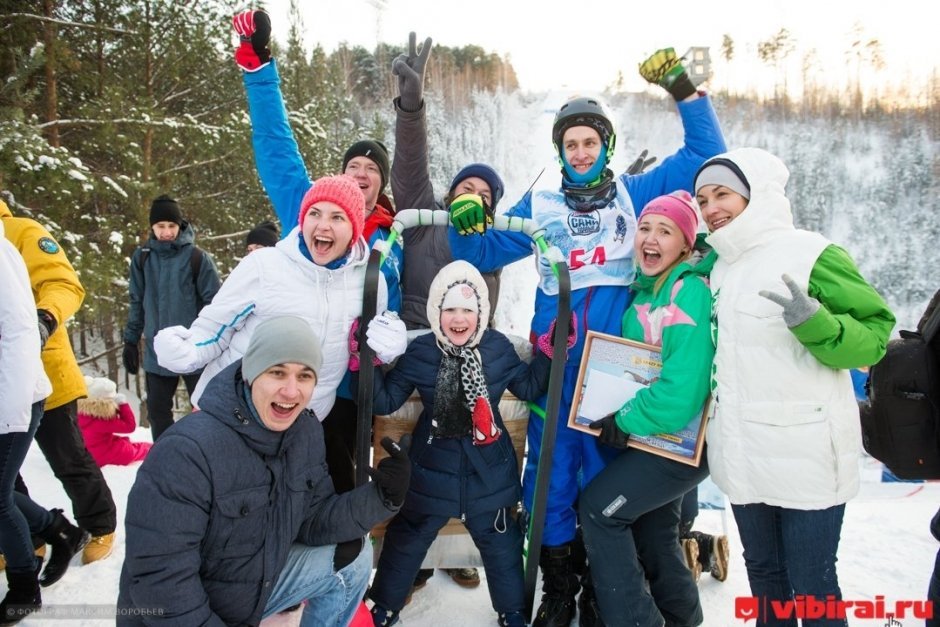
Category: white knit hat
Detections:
[{"x1": 84, "y1": 375, "x2": 117, "y2": 400}]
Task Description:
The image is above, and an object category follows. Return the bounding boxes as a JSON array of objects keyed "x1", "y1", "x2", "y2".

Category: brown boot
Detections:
[
  {"x1": 443, "y1": 568, "x2": 480, "y2": 589},
  {"x1": 681, "y1": 537, "x2": 702, "y2": 583},
  {"x1": 81, "y1": 532, "x2": 114, "y2": 565}
]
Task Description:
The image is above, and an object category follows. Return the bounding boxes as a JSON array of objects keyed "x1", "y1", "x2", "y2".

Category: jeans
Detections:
[
  {"x1": 145, "y1": 372, "x2": 201, "y2": 441},
  {"x1": 581, "y1": 448, "x2": 708, "y2": 627},
  {"x1": 262, "y1": 540, "x2": 372, "y2": 627},
  {"x1": 0, "y1": 401, "x2": 53, "y2": 573},
  {"x1": 732, "y1": 502, "x2": 847, "y2": 627},
  {"x1": 28, "y1": 400, "x2": 116, "y2": 535}
]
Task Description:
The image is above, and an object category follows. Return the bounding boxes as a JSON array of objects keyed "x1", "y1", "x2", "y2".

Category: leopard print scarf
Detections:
[{"x1": 432, "y1": 342, "x2": 491, "y2": 438}]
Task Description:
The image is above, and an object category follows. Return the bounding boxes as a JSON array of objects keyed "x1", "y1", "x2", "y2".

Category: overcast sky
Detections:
[{"x1": 260, "y1": 0, "x2": 934, "y2": 94}]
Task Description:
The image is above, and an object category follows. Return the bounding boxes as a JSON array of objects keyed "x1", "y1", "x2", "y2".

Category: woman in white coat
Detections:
[
  {"x1": 154, "y1": 175, "x2": 405, "y2": 422},
  {"x1": 0, "y1": 222, "x2": 88, "y2": 622}
]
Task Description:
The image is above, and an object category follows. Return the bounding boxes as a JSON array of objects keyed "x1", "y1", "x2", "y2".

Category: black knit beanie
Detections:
[
  {"x1": 342, "y1": 140, "x2": 390, "y2": 192},
  {"x1": 246, "y1": 220, "x2": 280, "y2": 248},
  {"x1": 149, "y1": 195, "x2": 183, "y2": 226}
]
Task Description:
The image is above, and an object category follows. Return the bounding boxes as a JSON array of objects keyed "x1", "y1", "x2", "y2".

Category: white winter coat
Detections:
[
  {"x1": 704, "y1": 148, "x2": 860, "y2": 510},
  {"x1": 0, "y1": 220, "x2": 52, "y2": 433},
  {"x1": 155, "y1": 227, "x2": 385, "y2": 420}
]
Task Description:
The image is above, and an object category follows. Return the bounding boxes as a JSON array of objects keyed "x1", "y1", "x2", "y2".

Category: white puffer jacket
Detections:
[
  {"x1": 0, "y1": 220, "x2": 52, "y2": 433},
  {"x1": 156, "y1": 227, "x2": 385, "y2": 420},
  {"x1": 705, "y1": 148, "x2": 859, "y2": 510}
]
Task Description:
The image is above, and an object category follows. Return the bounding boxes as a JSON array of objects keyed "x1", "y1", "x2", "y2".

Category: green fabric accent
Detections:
[
  {"x1": 615, "y1": 261, "x2": 715, "y2": 436},
  {"x1": 791, "y1": 244, "x2": 895, "y2": 369}
]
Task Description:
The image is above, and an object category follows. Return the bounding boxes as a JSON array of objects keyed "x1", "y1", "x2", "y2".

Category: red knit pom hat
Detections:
[
  {"x1": 638, "y1": 190, "x2": 699, "y2": 248},
  {"x1": 298, "y1": 175, "x2": 366, "y2": 243}
]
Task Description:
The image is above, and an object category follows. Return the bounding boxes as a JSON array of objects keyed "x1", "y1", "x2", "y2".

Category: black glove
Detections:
[
  {"x1": 332, "y1": 537, "x2": 364, "y2": 572},
  {"x1": 589, "y1": 413, "x2": 630, "y2": 449},
  {"x1": 368, "y1": 435, "x2": 412, "y2": 507},
  {"x1": 37, "y1": 309, "x2": 57, "y2": 349},
  {"x1": 122, "y1": 342, "x2": 140, "y2": 375},
  {"x1": 625, "y1": 149, "x2": 657, "y2": 175}
]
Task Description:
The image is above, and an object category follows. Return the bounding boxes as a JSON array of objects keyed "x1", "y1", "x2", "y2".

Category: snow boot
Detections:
[
  {"x1": 498, "y1": 610, "x2": 527, "y2": 626},
  {"x1": 0, "y1": 563, "x2": 42, "y2": 625},
  {"x1": 680, "y1": 537, "x2": 701, "y2": 583},
  {"x1": 689, "y1": 530, "x2": 729, "y2": 582},
  {"x1": 444, "y1": 567, "x2": 481, "y2": 588},
  {"x1": 532, "y1": 543, "x2": 580, "y2": 627},
  {"x1": 37, "y1": 509, "x2": 90, "y2": 587},
  {"x1": 577, "y1": 569, "x2": 604, "y2": 627},
  {"x1": 370, "y1": 604, "x2": 399, "y2": 627}
]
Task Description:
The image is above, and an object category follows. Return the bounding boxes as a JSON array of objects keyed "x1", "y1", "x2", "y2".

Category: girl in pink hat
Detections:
[
  {"x1": 578, "y1": 191, "x2": 715, "y2": 626},
  {"x1": 153, "y1": 175, "x2": 406, "y2": 425}
]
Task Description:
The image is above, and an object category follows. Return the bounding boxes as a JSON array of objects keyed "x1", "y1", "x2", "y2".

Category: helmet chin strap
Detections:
[{"x1": 560, "y1": 143, "x2": 609, "y2": 185}]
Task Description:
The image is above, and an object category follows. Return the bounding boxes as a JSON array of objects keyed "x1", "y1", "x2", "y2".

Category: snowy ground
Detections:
[{"x1": 13, "y1": 410, "x2": 939, "y2": 627}]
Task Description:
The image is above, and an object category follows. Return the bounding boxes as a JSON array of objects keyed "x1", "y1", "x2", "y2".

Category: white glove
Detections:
[
  {"x1": 537, "y1": 245, "x2": 566, "y2": 274},
  {"x1": 366, "y1": 311, "x2": 407, "y2": 364},
  {"x1": 154, "y1": 326, "x2": 204, "y2": 373},
  {"x1": 114, "y1": 393, "x2": 127, "y2": 405}
]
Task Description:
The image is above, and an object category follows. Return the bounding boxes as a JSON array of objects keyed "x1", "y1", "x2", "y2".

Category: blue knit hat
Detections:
[{"x1": 448, "y1": 164, "x2": 505, "y2": 209}]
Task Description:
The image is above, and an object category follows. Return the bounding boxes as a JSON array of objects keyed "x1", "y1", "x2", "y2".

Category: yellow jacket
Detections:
[{"x1": 1, "y1": 200, "x2": 87, "y2": 409}]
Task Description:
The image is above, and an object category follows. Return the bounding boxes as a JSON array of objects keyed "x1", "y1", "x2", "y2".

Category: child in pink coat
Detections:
[{"x1": 77, "y1": 376, "x2": 151, "y2": 467}]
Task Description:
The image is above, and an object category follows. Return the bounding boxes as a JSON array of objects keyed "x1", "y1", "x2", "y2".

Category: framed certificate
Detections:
[{"x1": 567, "y1": 330, "x2": 710, "y2": 467}]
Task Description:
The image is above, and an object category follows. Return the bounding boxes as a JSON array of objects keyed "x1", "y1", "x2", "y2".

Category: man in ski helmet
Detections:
[{"x1": 449, "y1": 48, "x2": 727, "y2": 627}]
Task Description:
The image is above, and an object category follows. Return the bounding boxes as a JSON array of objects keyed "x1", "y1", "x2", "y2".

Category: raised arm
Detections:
[
  {"x1": 234, "y1": 10, "x2": 312, "y2": 229},
  {"x1": 391, "y1": 32, "x2": 437, "y2": 213}
]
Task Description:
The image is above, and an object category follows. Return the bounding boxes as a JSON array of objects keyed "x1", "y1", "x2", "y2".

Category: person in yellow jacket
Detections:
[{"x1": 0, "y1": 198, "x2": 117, "y2": 565}]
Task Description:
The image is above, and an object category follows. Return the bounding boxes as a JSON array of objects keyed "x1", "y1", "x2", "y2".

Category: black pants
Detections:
[
  {"x1": 321, "y1": 397, "x2": 358, "y2": 494},
  {"x1": 370, "y1": 507, "x2": 524, "y2": 614},
  {"x1": 24, "y1": 400, "x2": 116, "y2": 536},
  {"x1": 146, "y1": 372, "x2": 202, "y2": 441},
  {"x1": 581, "y1": 449, "x2": 708, "y2": 627}
]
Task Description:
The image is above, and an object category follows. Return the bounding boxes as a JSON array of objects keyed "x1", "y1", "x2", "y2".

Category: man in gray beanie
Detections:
[{"x1": 118, "y1": 316, "x2": 412, "y2": 626}]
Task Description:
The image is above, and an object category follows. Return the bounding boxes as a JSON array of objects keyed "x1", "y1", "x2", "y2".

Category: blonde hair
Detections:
[{"x1": 77, "y1": 397, "x2": 118, "y2": 420}]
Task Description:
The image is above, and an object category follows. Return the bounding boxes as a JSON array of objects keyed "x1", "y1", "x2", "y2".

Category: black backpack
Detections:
[
  {"x1": 862, "y1": 290, "x2": 940, "y2": 479},
  {"x1": 136, "y1": 245, "x2": 205, "y2": 308}
]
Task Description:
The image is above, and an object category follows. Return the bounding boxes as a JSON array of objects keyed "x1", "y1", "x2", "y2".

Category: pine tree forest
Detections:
[{"x1": 2, "y1": 1, "x2": 938, "y2": 401}]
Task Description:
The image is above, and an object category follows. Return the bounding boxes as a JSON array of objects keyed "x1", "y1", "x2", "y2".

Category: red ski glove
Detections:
[{"x1": 233, "y1": 9, "x2": 271, "y2": 71}]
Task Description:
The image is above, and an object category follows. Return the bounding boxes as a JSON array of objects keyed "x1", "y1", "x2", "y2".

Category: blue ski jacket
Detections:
[{"x1": 448, "y1": 96, "x2": 726, "y2": 363}]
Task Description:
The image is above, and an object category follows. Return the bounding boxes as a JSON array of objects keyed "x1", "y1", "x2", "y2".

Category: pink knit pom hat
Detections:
[
  {"x1": 298, "y1": 175, "x2": 366, "y2": 244},
  {"x1": 638, "y1": 190, "x2": 699, "y2": 248}
]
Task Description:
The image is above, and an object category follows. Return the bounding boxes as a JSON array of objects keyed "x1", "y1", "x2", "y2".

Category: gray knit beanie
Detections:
[
  {"x1": 241, "y1": 317, "x2": 322, "y2": 385},
  {"x1": 694, "y1": 163, "x2": 751, "y2": 200}
]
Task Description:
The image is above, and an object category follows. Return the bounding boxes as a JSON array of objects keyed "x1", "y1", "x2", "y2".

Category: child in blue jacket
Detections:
[{"x1": 360, "y1": 261, "x2": 572, "y2": 627}]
